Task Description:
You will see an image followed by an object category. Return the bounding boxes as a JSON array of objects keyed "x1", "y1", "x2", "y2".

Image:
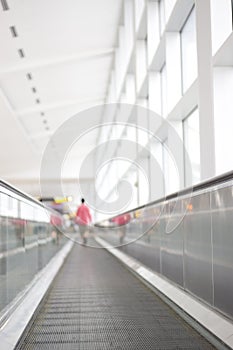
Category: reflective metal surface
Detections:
[
  {"x1": 183, "y1": 193, "x2": 213, "y2": 304},
  {"x1": 99, "y1": 179, "x2": 233, "y2": 320},
  {"x1": 212, "y1": 185, "x2": 233, "y2": 318},
  {"x1": 161, "y1": 201, "x2": 184, "y2": 286}
]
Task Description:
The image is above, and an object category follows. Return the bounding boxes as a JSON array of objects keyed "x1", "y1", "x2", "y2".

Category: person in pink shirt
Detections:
[
  {"x1": 75, "y1": 198, "x2": 92, "y2": 244},
  {"x1": 111, "y1": 213, "x2": 131, "y2": 245}
]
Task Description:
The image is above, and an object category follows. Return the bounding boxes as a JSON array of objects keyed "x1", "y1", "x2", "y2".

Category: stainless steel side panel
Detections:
[
  {"x1": 99, "y1": 181, "x2": 233, "y2": 321},
  {"x1": 212, "y1": 185, "x2": 233, "y2": 318},
  {"x1": 160, "y1": 201, "x2": 184, "y2": 287},
  {"x1": 183, "y1": 193, "x2": 213, "y2": 304}
]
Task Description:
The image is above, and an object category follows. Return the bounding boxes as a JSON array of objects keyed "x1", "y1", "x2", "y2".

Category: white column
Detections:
[
  {"x1": 195, "y1": 0, "x2": 215, "y2": 180},
  {"x1": 165, "y1": 32, "x2": 182, "y2": 114},
  {"x1": 136, "y1": 40, "x2": 147, "y2": 94},
  {"x1": 147, "y1": 1, "x2": 160, "y2": 66},
  {"x1": 149, "y1": 142, "x2": 164, "y2": 200},
  {"x1": 167, "y1": 121, "x2": 184, "y2": 191}
]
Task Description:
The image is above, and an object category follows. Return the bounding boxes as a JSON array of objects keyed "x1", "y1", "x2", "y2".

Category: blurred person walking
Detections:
[{"x1": 75, "y1": 198, "x2": 92, "y2": 245}]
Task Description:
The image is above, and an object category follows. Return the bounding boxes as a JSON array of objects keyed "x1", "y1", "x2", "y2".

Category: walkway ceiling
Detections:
[{"x1": 0, "y1": 0, "x2": 122, "y2": 196}]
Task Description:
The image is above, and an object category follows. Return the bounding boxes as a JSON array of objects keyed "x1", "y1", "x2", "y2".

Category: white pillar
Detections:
[
  {"x1": 195, "y1": 0, "x2": 215, "y2": 180},
  {"x1": 165, "y1": 32, "x2": 182, "y2": 114},
  {"x1": 147, "y1": 1, "x2": 160, "y2": 66}
]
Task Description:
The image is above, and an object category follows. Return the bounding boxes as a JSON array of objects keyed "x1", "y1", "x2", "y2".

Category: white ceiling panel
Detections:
[
  {"x1": 0, "y1": 0, "x2": 122, "y2": 197},
  {"x1": 20, "y1": 102, "x2": 103, "y2": 137},
  {"x1": 0, "y1": 55, "x2": 111, "y2": 110},
  {"x1": 0, "y1": 0, "x2": 122, "y2": 69}
]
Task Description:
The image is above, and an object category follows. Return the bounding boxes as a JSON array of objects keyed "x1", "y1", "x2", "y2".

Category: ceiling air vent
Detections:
[
  {"x1": 1, "y1": 0, "x2": 9, "y2": 11},
  {"x1": 18, "y1": 49, "x2": 25, "y2": 58},
  {"x1": 10, "y1": 26, "x2": 18, "y2": 37}
]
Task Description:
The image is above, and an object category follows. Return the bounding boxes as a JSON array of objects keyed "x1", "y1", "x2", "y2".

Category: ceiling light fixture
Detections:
[
  {"x1": 1, "y1": 0, "x2": 9, "y2": 11},
  {"x1": 18, "y1": 49, "x2": 25, "y2": 58},
  {"x1": 9, "y1": 26, "x2": 18, "y2": 37},
  {"x1": 32, "y1": 87, "x2": 37, "y2": 93},
  {"x1": 26, "y1": 73, "x2": 32, "y2": 80},
  {"x1": 36, "y1": 98, "x2": 40, "y2": 104}
]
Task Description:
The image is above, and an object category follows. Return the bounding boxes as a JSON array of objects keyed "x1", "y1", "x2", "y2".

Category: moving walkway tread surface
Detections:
[{"x1": 15, "y1": 241, "x2": 215, "y2": 349}]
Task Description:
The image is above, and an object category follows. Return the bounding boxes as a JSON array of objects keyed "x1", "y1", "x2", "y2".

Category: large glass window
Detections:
[
  {"x1": 160, "y1": 64, "x2": 167, "y2": 117},
  {"x1": 183, "y1": 108, "x2": 200, "y2": 185},
  {"x1": 180, "y1": 7, "x2": 197, "y2": 93},
  {"x1": 159, "y1": 0, "x2": 166, "y2": 36}
]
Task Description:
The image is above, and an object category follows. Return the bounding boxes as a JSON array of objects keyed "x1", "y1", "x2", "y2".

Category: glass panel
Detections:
[
  {"x1": 0, "y1": 216, "x2": 7, "y2": 253},
  {"x1": 8, "y1": 216, "x2": 24, "y2": 250},
  {"x1": 0, "y1": 185, "x2": 65, "y2": 314},
  {"x1": 0, "y1": 193, "x2": 9, "y2": 217},
  {"x1": 180, "y1": 7, "x2": 197, "y2": 93},
  {"x1": 183, "y1": 108, "x2": 200, "y2": 185},
  {"x1": 20, "y1": 201, "x2": 34, "y2": 220}
]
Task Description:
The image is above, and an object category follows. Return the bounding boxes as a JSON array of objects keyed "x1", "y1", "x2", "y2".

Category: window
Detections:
[
  {"x1": 180, "y1": 7, "x2": 197, "y2": 93},
  {"x1": 160, "y1": 64, "x2": 167, "y2": 117},
  {"x1": 159, "y1": 0, "x2": 166, "y2": 36},
  {"x1": 183, "y1": 108, "x2": 200, "y2": 186}
]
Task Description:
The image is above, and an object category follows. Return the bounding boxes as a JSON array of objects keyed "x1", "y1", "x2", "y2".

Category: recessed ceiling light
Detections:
[
  {"x1": 1, "y1": 0, "x2": 9, "y2": 11},
  {"x1": 18, "y1": 49, "x2": 25, "y2": 58},
  {"x1": 9, "y1": 26, "x2": 18, "y2": 37},
  {"x1": 40, "y1": 112, "x2": 44, "y2": 116},
  {"x1": 26, "y1": 73, "x2": 32, "y2": 80},
  {"x1": 36, "y1": 98, "x2": 40, "y2": 104},
  {"x1": 32, "y1": 87, "x2": 37, "y2": 93},
  {"x1": 43, "y1": 120, "x2": 47, "y2": 124},
  {"x1": 46, "y1": 126, "x2": 50, "y2": 131}
]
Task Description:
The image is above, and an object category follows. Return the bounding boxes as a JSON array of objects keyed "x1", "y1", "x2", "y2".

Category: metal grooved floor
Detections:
[{"x1": 15, "y1": 242, "x2": 215, "y2": 350}]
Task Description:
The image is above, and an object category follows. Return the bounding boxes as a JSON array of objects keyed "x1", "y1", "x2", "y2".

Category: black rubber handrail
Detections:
[
  {"x1": 0, "y1": 179, "x2": 60, "y2": 215},
  {"x1": 95, "y1": 169, "x2": 233, "y2": 225}
]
